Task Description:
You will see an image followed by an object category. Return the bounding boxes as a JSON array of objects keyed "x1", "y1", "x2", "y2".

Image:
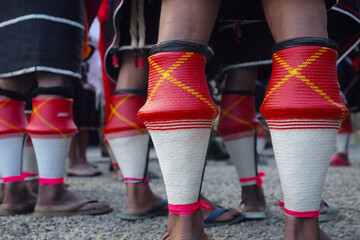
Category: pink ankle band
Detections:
[
  {"x1": 112, "y1": 162, "x2": 119, "y2": 167},
  {"x1": 278, "y1": 201, "x2": 320, "y2": 218},
  {"x1": 124, "y1": 178, "x2": 151, "y2": 186},
  {"x1": 39, "y1": 177, "x2": 64, "y2": 185},
  {"x1": 22, "y1": 172, "x2": 39, "y2": 180},
  {"x1": 168, "y1": 200, "x2": 210, "y2": 215},
  {"x1": 239, "y1": 172, "x2": 266, "y2": 186},
  {"x1": 2, "y1": 175, "x2": 23, "y2": 183}
]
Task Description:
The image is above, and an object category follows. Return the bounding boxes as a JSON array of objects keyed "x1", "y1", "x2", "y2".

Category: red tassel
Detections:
[
  {"x1": 112, "y1": 55, "x2": 119, "y2": 67},
  {"x1": 140, "y1": 57, "x2": 144, "y2": 68}
]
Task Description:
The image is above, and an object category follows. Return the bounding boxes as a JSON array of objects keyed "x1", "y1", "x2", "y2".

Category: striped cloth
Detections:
[{"x1": 0, "y1": 0, "x2": 84, "y2": 79}]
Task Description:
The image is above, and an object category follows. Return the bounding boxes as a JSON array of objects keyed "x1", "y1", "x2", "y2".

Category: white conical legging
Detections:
[
  {"x1": 31, "y1": 136, "x2": 71, "y2": 183},
  {"x1": 0, "y1": 137, "x2": 23, "y2": 181},
  {"x1": 108, "y1": 133, "x2": 150, "y2": 182}
]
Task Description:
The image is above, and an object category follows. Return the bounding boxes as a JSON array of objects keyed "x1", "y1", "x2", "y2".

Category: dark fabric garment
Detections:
[
  {"x1": 104, "y1": 0, "x2": 161, "y2": 82},
  {"x1": 209, "y1": 0, "x2": 360, "y2": 78},
  {"x1": 0, "y1": 0, "x2": 84, "y2": 79},
  {"x1": 72, "y1": 80, "x2": 100, "y2": 129}
]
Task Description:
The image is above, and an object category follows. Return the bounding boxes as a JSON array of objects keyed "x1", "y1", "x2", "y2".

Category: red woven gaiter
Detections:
[
  {"x1": 26, "y1": 98, "x2": 77, "y2": 139},
  {"x1": 217, "y1": 94, "x2": 260, "y2": 141},
  {"x1": 103, "y1": 94, "x2": 147, "y2": 139},
  {"x1": 0, "y1": 99, "x2": 27, "y2": 138},
  {"x1": 260, "y1": 45, "x2": 348, "y2": 126},
  {"x1": 338, "y1": 115, "x2": 353, "y2": 134},
  {"x1": 0, "y1": 99, "x2": 27, "y2": 183},
  {"x1": 138, "y1": 51, "x2": 218, "y2": 128}
]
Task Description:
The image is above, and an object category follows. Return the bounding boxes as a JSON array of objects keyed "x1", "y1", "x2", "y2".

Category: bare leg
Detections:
[
  {"x1": 34, "y1": 73, "x2": 110, "y2": 215},
  {"x1": 262, "y1": 0, "x2": 327, "y2": 42},
  {"x1": 0, "y1": 76, "x2": 36, "y2": 214},
  {"x1": 155, "y1": 0, "x2": 221, "y2": 238},
  {"x1": 112, "y1": 51, "x2": 166, "y2": 215},
  {"x1": 67, "y1": 130, "x2": 102, "y2": 176},
  {"x1": 225, "y1": 67, "x2": 266, "y2": 213},
  {"x1": 262, "y1": 0, "x2": 331, "y2": 238}
]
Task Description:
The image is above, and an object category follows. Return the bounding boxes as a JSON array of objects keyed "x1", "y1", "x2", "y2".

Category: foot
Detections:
[
  {"x1": 240, "y1": 185, "x2": 266, "y2": 212},
  {"x1": 168, "y1": 208, "x2": 206, "y2": 240},
  {"x1": 330, "y1": 152, "x2": 350, "y2": 166},
  {"x1": 35, "y1": 184, "x2": 111, "y2": 216},
  {"x1": 200, "y1": 195, "x2": 242, "y2": 223},
  {"x1": 124, "y1": 182, "x2": 167, "y2": 216},
  {"x1": 112, "y1": 168, "x2": 124, "y2": 181},
  {"x1": 66, "y1": 162, "x2": 102, "y2": 177},
  {"x1": 26, "y1": 179, "x2": 39, "y2": 194},
  {"x1": 285, "y1": 215, "x2": 331, "y2": 240},
  {"x1": 0, "y1": 182, "x2": 37, "y2": 215}
]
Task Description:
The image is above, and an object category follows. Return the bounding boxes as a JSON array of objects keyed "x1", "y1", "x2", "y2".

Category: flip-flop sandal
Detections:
[
  {"x1": 33, "y1": 199, "x2": 113, "y2": 218},
  {"x1": 240, "y1": 201, "x2": 266, "y2": 220},
  {"x1": 319, "y1": 199, "x2": 339, "y2": 222},
  {"x1": 161, "y1": 231, "x2": 210, "y2": 240},
  {"x1": 0, "y1": 202, "x2": 36, "y2": 216},
  {"x1": 117, "y1": 199, "x2": 168, "y2": 221},
  {"x1": 204, "y1": 205, "x2": 245, "y2": 227}
]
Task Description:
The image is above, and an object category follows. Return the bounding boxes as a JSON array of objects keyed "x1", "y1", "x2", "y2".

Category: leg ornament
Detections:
[
  {"x1": 260, "y1": 37, "x2": 348, "y2": 218},
  {"x1": 26, "y1": 97, "x2": 77, "y2": 185},
  {"x1": 103, "y1": 91, "x2": 149, "y2": 183},
  {"x1": 138, "y1": 40, "x2": 218, "y2": 215}
]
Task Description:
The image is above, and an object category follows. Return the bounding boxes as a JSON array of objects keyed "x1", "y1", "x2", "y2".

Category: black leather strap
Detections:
[
  {"x1": 0, "y1": 88, "x2": 24, "y2": 101},
  {"x1": 273, "y1": 37, "x2": 338, "y2": 53}
]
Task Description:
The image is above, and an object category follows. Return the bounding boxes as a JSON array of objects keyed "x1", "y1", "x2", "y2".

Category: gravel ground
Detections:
[{"x1": 1, "y1": 138, "x2": 359, "y2": 240}]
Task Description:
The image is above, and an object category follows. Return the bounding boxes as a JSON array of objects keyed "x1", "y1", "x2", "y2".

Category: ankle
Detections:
[
  {"x1": 168, "y1": 209, "x2": 205, "y2": 239},
  {"x1": 37, "y1": 184, "x2": 67, "y2": 204},
  {"x1": 285, "y1": 215, "x2": 320, "y2": 240},
  {"x1": 126, "y1": 182, "x2": 156, "y2": 201}
]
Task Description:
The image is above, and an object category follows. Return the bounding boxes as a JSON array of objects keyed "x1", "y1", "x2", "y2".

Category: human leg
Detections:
[
  {"x1": 140, "y1": 0, "x2": 221, "y2": 237},
  {"x1": 67, "y1": 130, "x2": 102, "y2": 176},
  {"x1": 27, "y1": 72, "x2": 111, "y2": 217},
  {"x1": 218, "y1": 67, "x2": 266, "y2": 219},
  {"x1": 0, "y1": 76, "x2": 36, "y2": 215},
  {"x1": 139, "y1": 2, "x2": 221, "y2": 236},
  {"x1": 261, "y1": 0, "x2": 345, "y2": 238},
  {"x1": 104, "y1": 51, "x2": 166, "y2": 218}
]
